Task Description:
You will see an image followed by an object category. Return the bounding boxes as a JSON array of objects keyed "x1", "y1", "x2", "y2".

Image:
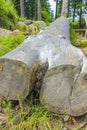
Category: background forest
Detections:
[{"x1": 0, "y1": 0, "x2": 87, "y2": 29}]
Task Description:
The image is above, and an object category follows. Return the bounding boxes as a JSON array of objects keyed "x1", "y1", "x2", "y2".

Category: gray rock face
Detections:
[{"x1": 0, "y1": 17, "x2": 87, "y2": 117}]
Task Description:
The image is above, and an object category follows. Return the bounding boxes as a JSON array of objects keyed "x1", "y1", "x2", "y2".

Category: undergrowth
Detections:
[
  {"x1": 0, "y1": 33, "x2": 24, "y2": 56},
  {"x1": 0, "y1": 0, "x2": 19, "y2": 30},
  {"x1": 70, "y1": 29, "x2": 87, "y2": 48},
  {"x1": 0, "y1": 96, "x2": 62, "y2": 130},
  {"x1": 0, "y1": 95, "x2": 84, "y2": 130}
]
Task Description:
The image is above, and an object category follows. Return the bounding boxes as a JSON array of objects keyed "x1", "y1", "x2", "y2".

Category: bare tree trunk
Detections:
[
  {"x1": 37, "y1": 0, "x2": 42, "y2": 20},
  {"x1": 85, "y1": 15, "x2": 87, "y2": 38},
  {"x1": 73, "y1": 5, "x2": 76, "y2": 22},
  {"x1": 34, "y1": 0, "x2": 37, "y2": 20},
  {"x1": 79, "y1": 0, "x2": 82, "y2": 28},
  {"x1": 61, "y1": 0, "x2": 69, "y2": 17},
  {"x1": 55, "y1": 0, "x2": 59, "y2": 19},
  {"x1": 20, "y1": 0, "x2": 25, "y2": 17}
]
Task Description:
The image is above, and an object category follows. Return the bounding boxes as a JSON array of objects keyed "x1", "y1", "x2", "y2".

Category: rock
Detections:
[
  {"x1": 16, "y1": 22, "x2": 27, "y2": 31},
  {"x1": 24, "y1": 20, "x2": 33, "y2": 25},
  {"x1": 0, "y1": 28, "x2": 12, "y2": 36},
  {"x1": 34, "y1": 21, "x2": 46, "y2": 30},
  {"x1": 10, "y1": 30, "x2": 21, "y2": 36},
  {"x1": 62, "y1": 127, "x2": 68, "y2": 130},
  {"x1": 27, "y1": 24, "x2": 39, "y2": 35},
  {"x1": 26, "y1": 21, "x2": 46, "y2": 36}
]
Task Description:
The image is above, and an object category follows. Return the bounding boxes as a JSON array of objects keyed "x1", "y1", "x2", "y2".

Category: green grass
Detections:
[
  {"x1": 0, "y1": 96, "x2": 84, "y2": 130},
  {"x1": 0, "y1": 33, "x2": 24, "y2": 56},
  {"x1": 0, "y1": 96, "x2": 62, "y2": 130}
]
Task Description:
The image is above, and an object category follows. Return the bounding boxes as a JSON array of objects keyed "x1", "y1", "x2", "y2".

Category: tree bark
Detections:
[
  {"x1": 55, "y1": 0, "x2": 59, "y2": 19},
  {"x1": 20, "y1": 0, "x2": 25, "y2": 17},
  {"x1": 72, "y1": 4, "x2": 76, "y2": 22},
  {"x1": 85, "y1": 15, "x2": 87, "y2": 38},
  {"x1": 37, "y1": 0, "x2": 42, "y2": 20},
  {"x1": 79, "y1": 0, "x2": 82, "y2": 28},
  {"x1": 0, "y1": 17, "x2": 70, "y2": 100},
  {"x1": 61, "y1": 0, "x2": 69, "y2": 17}
]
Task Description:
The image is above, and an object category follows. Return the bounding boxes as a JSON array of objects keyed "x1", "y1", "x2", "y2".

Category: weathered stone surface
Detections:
[
  {"x1": 24, "y1": 20, "x2": 33, "y2": 25},
  {"x1": 16, "y1": 22, "x2": 27, "y2": 31},
  {"x1": 34, "y1": 21, "x2": 46, "y2": 30},
  {"x1": 10, "y1": 29, "x2": 21, "y2": 36},
  {"x1": 0, "y1": 28, "x2": 12, "y2": 36}
]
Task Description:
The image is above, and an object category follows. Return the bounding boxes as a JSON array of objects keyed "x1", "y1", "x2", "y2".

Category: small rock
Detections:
[
  {"x1": 16, "y1": 22, "x2": 27, "y2": 31},
  {"x1": 24, "y1": 20, "x2": 33, "y2": 25},
  {"x1": 0, "y1": 28, "x2": 12, "y2": 36},
  {"x1": 62, "y1": 127, "x2": 68, "y2": 130}
]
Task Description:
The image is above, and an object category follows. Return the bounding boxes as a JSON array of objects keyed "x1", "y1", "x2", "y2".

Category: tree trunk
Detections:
[
  {"x1": 79, "y1": 0, "x2": 82, "y2": 28},
  {"x1": 55, "y1": 0, "x2": 59, "y2": 19},
  {"x1": 34, "y1": 0, "x2": 37, "y2": 20},
  {"x1": 61, "y1": 0, "x2": 69, "y2": 17},
  {"x1": 20, "y1": 0, "x2": 25, "y2": 17},
  {"x1": 0, "y1": 0, "x2": 87, "y2": 121},
  {"x1": 37, "y1": 0, "x2": 42, "y2": 20},
  {"x1": 0, "y1": 17, "x2": 71, "y2": 100},
  {"x1": 85, "y1": 15, "x2": 87, "y2": 38},
  {"x1": 72, "y1": 4, "x2": 76, "y2": 22}
]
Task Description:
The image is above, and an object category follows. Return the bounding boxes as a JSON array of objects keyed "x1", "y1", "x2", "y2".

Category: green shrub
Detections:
[
  {"x1": 70, "y1": 29, "x2": 80, "y2": 46},
  {"x1": 70, "y1": 18, "x2": 85, "y2": 29},
  {"x1": 0, "y1": 0, "x2": 19, "y2": 30},
  {"x1": 0, "y1": 96, "x2": 83, "y2": 130},
  {"x1": 79, "y1": 40, "x2": 87, "y2": 48},
  {"x1": 70, "y1": 21, "x2": 79, "y2": 29},
  {"x1": 70, "y1": 29, "x2": 87, "y2": 48},
  {"x1": 0, "y1": 33, "x2": 25, "y2": 56}
]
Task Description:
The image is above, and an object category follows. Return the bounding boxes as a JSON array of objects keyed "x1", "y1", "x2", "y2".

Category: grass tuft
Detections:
[{"x1": 0, "y1": 33, "x2": 24, "y2": 56}]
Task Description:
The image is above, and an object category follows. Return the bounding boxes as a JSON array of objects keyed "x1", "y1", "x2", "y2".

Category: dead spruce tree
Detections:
[{"x1": 0, "y1": 2, "x2": 87, "y2": 128}]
